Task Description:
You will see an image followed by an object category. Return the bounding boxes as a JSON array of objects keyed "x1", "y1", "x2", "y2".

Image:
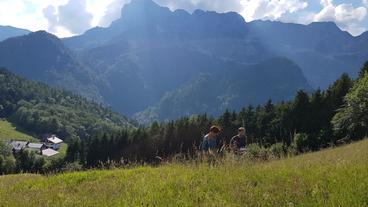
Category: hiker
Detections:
[
  {"x1": 201, "y1": 126, "x2": 221, "y2": 155},
  {"x1": 230, "y1": 127, "x2": 247, "y2": 154}
]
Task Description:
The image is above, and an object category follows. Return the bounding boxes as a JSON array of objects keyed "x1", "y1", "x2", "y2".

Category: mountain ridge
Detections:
[
  {"x1": 0, "y1": 31, "x2": 104, "y2": 102},
  {"x1": 0, "y1": 25, "x2": 31, "y2": 41}
]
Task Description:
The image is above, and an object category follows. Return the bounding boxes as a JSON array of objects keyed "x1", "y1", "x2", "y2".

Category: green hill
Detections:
[
  {"x1": 0, "y1": 120, "x2": 35, "y2": 142},
  {"x1": 0, "y1": 68, "x2": 134, "y2": 140},
  {"x1": 0, "y1": 139, "x2": 367, "y2": 206}
]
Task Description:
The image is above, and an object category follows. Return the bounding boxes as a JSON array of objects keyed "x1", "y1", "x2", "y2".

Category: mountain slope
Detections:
[
  {"x1": 135, "y1": 58, "x2": 311, "y2": 122},
  {"x1": 0, "y1": 31, "x2": 103, "y2": 101},
  {"x1": 61, "y1": 0, "x2": 368, "y2": 120},
  {"x1": 247, "y1": 20, "x2": 365, "y2": 88},
  {"x1": 0, "y1": 26, "x2": 30, "y2": 41},
  {"x1": 0, "y1": 68, "x2": 134, "y2": 140},
  {"x1": 64, "y1": 0, "x2": 368, "y2": 91},
  {"x1": 62, "y1": 0, "x2": 309, "y2": 117},
  {"x1": 0, "y1": 139, "x2": 366, "y2": 206}
]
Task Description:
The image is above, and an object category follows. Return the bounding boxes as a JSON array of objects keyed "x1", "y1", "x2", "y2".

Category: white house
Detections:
[
  {"x1": 42, "y1": 148, "x2": 59, "y2": 157},
  {"x1": 45, "y1": 135, "x2": 63, "y2": 150}
]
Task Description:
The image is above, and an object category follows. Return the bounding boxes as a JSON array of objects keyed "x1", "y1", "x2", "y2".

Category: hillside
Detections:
[
  {"x1": 64, "y1": 0, "x2": 368, "y2": 89},
  {"x1": 0, "y1": 68, "x2": 134, "y2": 140},
  {"x1": 63, "y1": 0, "x2": 312, "y2": 116},
  {"x1": 0, "y1": 31, "x2": 103, "y2": 102},
  {"x1": 0, "y1": 120, "x2": 36, "y2": 142},
  {"x1": 62, "y1": 0, "x2": 367, "y2": 118},
  {"x1": 0, "y1": 139, "x2": 366, "y2": 206},
  {"x1": 135, "y1": 58, "x2": 311, "y2": 122}
]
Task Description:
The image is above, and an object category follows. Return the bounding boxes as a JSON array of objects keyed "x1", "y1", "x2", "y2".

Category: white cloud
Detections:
[
  {"x1": 98, "y1": 0, "x2": 131, "y2": 27},
  {"x1": 363, "y1": 0, "x2": 368, "y2": 7},
  {"x1": 153, "y1": 0, "x2": 308, "y2": 22},
  {"x1": 0, "y1": 0, "x2": 367, "y2": 37},
  {"x1": 313, "y1": 0, "x2": 367, "y2": 35},
  {"x1": 43, "y1": 0, "x2": 93, "y2": 35},
  {"x1": 239, "y1": 0, "x2": 308, "y2": 22},
  {"x1": 154, "y1": 0, "x2": 243, "y2": 13}
]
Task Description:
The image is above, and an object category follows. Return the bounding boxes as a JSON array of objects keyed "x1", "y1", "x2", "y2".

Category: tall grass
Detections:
[{"x1": 0, "y1": 139, "x2": 367, "y2": 207}]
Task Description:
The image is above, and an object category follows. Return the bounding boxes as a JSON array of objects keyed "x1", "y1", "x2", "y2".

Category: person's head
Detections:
[
  {"x1": 209, "y1": 126, "x2": 220, "y2": 137},
  {"x1": 238, "y1": 127, "x2": 246, "y2": 136}
]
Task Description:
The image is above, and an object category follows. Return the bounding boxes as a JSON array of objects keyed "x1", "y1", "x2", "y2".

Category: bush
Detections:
[
  {"x1": 4, "y1": 156, "x2": 16, "y2": 173},
  {"x1": 269, "y1": 143, "x2": 286, "y2": 158},
  {"x1": 61, "y1": 162, "x2": 83, "y2": 172},
  {"x1": 287, "y1": 143, "x2": 298, "y2": 156},
  {"x1": 247, "y1": 144, "x2": 268, "y2": 160},
  {"x1": 293, "y1": 133, "x2": 310, "y2": 153}
]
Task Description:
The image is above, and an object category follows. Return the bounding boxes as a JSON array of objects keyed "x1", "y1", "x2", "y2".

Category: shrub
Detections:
[
  {"x1": 247, "y1": 144, "x2": 269, "y2": 160},
  {"x1": 293, "y1": 133, "x2": 310, "y2": 153},
  {"x1": 269, "y1": 143, "x2": 285, "y2": 158},
  {"x1": 61, "y1": 162, "x2": 83, "y2": 172}
]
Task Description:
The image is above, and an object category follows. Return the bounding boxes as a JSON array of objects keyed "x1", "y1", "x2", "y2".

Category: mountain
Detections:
[
  {"x1": 2, "y1": 0, "x2": 368, "y2": 122},
  {"x1": 64, "y1": 0, "x2": 368, "y2": 91},
  {"x1": 134, "y1": 58, "x2": 311, "y2": 122},
  {"x1": 0, "y1": 68, "x2": 134, "y2": 140},
  {"x1": 64, "y1": 0, "x2": 248, "y2": 50},
  {"x1": 247, "y1": 20, "x2": 365, "y2": 88},
  {"x1": 62, "y1": 0, "x2": 304, "y2": 117},
  {"x1": 0, "y1": 31, "x2": 103, "y2": 101},
  {"x1": 0, "y1": 26, "x2": 30, "y2": 41}
]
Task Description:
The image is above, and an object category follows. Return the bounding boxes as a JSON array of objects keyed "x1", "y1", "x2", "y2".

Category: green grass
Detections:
[
  {"x1": 0, "y1": 120, "x2": 36, "y2": 142},
  {"x1": 49, "y1": 143, "x2": 68, "y2": 160},
  {"x1": 0, "y1": 140, "x2": 367, "y2": 207}
]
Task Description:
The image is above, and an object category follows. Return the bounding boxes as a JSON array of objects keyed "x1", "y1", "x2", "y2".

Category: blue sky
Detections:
[{"x1": 0, "y1": 0, "x2": 367, "y2": 37}]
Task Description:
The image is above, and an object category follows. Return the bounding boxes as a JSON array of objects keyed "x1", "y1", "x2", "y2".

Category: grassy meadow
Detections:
[
  {"x1": 0, "y1": 120, "x2": 36, "y2": 142},
  {"x1": 0, "y1": 139, "x2": 367, "y2": 207}
]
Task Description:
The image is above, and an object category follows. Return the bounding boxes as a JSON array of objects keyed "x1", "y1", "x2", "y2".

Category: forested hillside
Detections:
[
  {"x1": 0, "y1": 68, "x2": 134, "y2": 141},
  {"x1": 135, "y1": 58, "x2": 311, "y2": 122},
  {"x1": 0, "y1": 31, "x2": 103, "y2": 101}
]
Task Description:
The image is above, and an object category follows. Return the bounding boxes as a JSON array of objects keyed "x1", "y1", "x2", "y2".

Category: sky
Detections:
[{"x1": 0, "y1": 0, "x2": 367, "y2": 38}]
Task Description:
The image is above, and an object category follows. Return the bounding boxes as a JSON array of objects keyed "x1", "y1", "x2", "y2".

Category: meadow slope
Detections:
[
  {"x1": 0, "y1": 140, "x2": 367, "y2": 207},
  {"x1": 0, "y1": 120, "x2": 36, "y2": 142}
]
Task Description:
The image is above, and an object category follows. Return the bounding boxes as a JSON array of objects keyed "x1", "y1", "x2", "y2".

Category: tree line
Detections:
[{"x1": 65, "y1": 62, "x2": 368, "y2": 168}]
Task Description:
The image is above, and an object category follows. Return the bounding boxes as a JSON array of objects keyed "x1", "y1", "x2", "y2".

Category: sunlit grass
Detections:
[
  {"x1": 0, "y1": 120, "x2": 36, "y2": 142},
  {"x1": 0, "y1": 139, "x2": 367, "y2": 207}
]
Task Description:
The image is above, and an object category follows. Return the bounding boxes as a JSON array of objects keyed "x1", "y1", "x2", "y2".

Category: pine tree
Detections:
[{"x1": 292, "y1": 90, "x2": 310, "y2": 133}]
